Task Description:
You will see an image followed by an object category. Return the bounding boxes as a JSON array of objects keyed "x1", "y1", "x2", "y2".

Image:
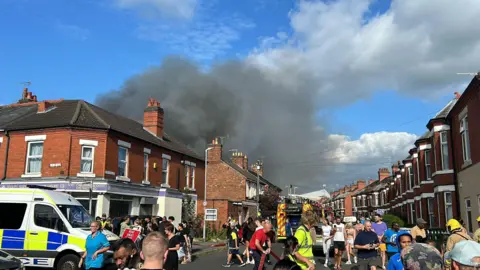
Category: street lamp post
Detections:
[
  {"x1": 203, "y1": 147, "x2": 213, "y2": 241},
  {"x1": 256, "y1": 164, "x2": 261, "y2": 214}
]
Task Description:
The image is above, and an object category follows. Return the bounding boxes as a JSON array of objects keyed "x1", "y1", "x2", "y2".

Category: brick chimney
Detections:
[
  {"x1": 18, "y1": 87, "x2": 37, "y2": 104},
  {"x1": 143, "y1": 98, "x2": 164, "y2": 138},
  {"x1": 232, "y1": 152, "x2": 248, "y2": 170},
  {"x1": 251, "y1": 161, "x2": 263, "y2": 176},
  {"x1": 378, "y1": 168, "x2": 390, "y2": 181},
  {"x1": 37, "y1": 101, "x2": 54, "y2": 113},
  {"x1": 454, "y1": 92, "x2": 461, "y2": 99},
  {"x1": 392, "y1": 163, "x2": 399, "y2": 174},
  {"x1": 368, "y1": 179, "x2": 376, "y2": 185},
  {"x1": 207, "y1": 137, "x2": 223, "y2": 162},
  {"x1": 350, "y1": 183, "x2": 357, "y2": 191}
]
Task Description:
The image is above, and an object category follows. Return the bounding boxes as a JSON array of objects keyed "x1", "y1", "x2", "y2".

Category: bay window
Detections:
[
  {"x1": 460, "y1": 115, "x2": 471, "y2": 162},
  {"x1": 425, "y1": 150, "x2": 432, "y2": 180},
  {"x1": 445, "y1": 192, "x2": 453, "y2": 221},
  {"x1": 162, "y1": 158, "x2": 169, "y2": 185},
  {"x1": 440, "y1": 131, "x2": 449, "y2": 170}
]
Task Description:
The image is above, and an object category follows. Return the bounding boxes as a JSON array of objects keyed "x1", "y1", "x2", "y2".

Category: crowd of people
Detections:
[
  {"x1": 271, "y1": 213, "x2": 480, "y2": 270},
  {"x1": 79, "y1": 214, "x2": 196, "y2": 270}
]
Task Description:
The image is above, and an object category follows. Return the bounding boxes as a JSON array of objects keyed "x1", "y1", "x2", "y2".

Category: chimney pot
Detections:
[{"x1": 143, "y1": 98, "x2": 164, "y2": 138}]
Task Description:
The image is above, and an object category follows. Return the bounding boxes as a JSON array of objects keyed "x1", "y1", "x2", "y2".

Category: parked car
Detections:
[{"x1": 0, "y1": 249, "x2": 24, "y2": 270}]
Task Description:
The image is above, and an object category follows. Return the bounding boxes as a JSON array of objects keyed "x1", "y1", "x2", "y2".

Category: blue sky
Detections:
[{"x1": 0, "y1": 0, "x2": 462, "y2": 141}]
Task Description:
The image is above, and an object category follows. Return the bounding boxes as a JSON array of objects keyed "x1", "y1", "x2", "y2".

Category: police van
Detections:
[{"x1": 0, "y1": 188, "x2": 120, "y2": 269}]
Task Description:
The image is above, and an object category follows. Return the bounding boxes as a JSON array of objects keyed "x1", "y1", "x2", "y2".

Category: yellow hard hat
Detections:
[
  {"x1": 446, "y1": 219, "x2": 462, "y2": 231},
  {"x1": 477, "y1": 216, "x2": 480, "y2": 222}
]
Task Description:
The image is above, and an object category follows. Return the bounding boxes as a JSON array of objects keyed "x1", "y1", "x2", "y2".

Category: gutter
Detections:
[{"x1": 2, "y1": 130, "x2": 10, "y2": 180}]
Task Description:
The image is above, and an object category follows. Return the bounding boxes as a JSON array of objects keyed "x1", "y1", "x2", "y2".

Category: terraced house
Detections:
[
  {"x1": 327, "y1": 74, "x2": 480, "y2": 230},
  {"x1": 0, "y1": 88, "x2": 205, "y2": 221}
]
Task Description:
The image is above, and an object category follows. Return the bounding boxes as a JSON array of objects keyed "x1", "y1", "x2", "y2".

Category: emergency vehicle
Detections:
[
  {"x1": 0, "y1": 188, "x2": 120, "y2": 269},
  {"x1": 276, "y1": 202, "x2": 326, "y2": 240}
]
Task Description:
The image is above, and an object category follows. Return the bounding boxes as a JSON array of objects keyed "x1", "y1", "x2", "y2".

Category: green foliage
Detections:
[
  {"x1": 181, "y1": 194, "x2": 197, "y2": 223},
  {"x1": 382, "y1": 214, "x2": 405, "y2": 227}
]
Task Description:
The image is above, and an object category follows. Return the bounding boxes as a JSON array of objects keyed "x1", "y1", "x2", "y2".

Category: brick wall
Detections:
[
  {"x1": 207, "y1": 161, "x2": 246, "y2": 202},
  {"x1": 0, "y1": 131, "x2": 5, "y2": 179}
]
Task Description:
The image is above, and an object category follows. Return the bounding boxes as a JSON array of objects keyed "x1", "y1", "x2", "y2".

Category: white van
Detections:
[{"x1": 0, "y1": 188, "x2": 120, "y2": 269}]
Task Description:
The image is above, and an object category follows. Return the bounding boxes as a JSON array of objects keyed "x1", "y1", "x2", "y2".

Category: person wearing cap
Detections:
[
  {"x1": 410, "y1": 218, "x2": 428, "y2": 243},
  {"x1": 400, "y1": 243, "x2": 443, "y2": 270},
  {"x1": 473, "y1": 217, "x2": 480, "y2": 243},
  {"x1": 445, "y1": 240, "x2": 480, "y2": 269}
]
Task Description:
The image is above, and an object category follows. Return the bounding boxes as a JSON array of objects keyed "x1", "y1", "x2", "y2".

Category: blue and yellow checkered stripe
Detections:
[{"x1": 0, "y1": 229, "x2": 85, "y2": 251}]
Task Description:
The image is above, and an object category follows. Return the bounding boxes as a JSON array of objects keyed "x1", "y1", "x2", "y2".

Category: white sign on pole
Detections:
[
  {"x1": 205, "y1": 208, "x2": 218, "y2": 221},
  {"x1": 203, "y1": 201, "x2": 207, "y2": 206}
]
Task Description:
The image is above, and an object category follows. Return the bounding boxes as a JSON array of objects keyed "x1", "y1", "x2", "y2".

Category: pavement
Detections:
[{"x1": 181, "y1": 243, "x2": 364, "y2": 270}]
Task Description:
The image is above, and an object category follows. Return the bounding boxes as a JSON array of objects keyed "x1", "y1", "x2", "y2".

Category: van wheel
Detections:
[{"x1": 56, "y1": 254, "x2": 80, "y2": 270}]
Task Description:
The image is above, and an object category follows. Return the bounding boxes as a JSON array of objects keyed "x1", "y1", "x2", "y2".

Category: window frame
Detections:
[
  {"x1": 408, "y1": 166, "x2": 414, "y2": 190},
  {"x1": 191, "y1": 166, "x2": 195, "y2": 189},
  {"x1": 0, "y1": 202, "x2": 27, "y2": 229},
  {"x1": 33, "y1": 203, "x2": 64, "y2": 231},
  {"x1": 427, "y1": 197, "x2": 435, "y2": 227},
  {"x1": 118, "y1": 146, "x2": 129, "y2": 177},
  {"x1": 424, "y1": 150, "x2": 432, "y2": 180},
  {"x1": 80, "y1": 145, "x2": 95, "y2": 173},
  {"x1": 440, "y1": 131, "x2": 449, "y2": 170},
  {"x1": 143, "y1": 153, "x2": 149, "y2": 181},
  {"x1": 162, "y1": 158, "x2": 170, "y2": 185},
  {"x1": 25, "y1": 141, "x2": 44, "y2": 175},
  {"x1": 444, "y1": 192, "x2": 453, "y2": 222},
  {"x1": 418, "y1": 200, "x2": 422, "y2": 220},
  {"x1": 410, "y1": 203, "x2": 416, "y2": 223},
  {"x1": 466, "y1": 198, "x2": 472, "y2": 233},
  {"x1": 460, "y1": 115, "x2": 471, "y2": 162}
]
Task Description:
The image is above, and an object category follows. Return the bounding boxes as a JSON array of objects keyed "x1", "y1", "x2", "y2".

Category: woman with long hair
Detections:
[
  {"x1": 164, "y1": 222, "x2": 181, "y2": 270},
  {"x1": 344, "y1": 222, "x2": 357, "y2": 264},
  {"x1": 321, "y1": 218, "x2": 333, "y2": 267},
  {"x1": 79, "y1": 221, "x2": 110, "y2": 270},
  {"x1": 242, "y1": 217, "x2": 256, "y2": 264}
]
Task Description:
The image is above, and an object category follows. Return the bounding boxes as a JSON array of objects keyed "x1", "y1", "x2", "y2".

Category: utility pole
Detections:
[
  {"x1": 255, "y1": 160, "x2": 262, "y2": 214},
  {"x1": 203, "y1": 147, "x2": 213, "y2": 241}
]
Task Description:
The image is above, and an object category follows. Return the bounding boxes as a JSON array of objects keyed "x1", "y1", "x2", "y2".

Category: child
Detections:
[{"x1": 223, "y1": 223, "x2": 246, "y2": 267}]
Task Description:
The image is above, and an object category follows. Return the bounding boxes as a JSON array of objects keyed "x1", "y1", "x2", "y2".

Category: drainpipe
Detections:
[
  {"x1": 2, "y1": 130, "x2": 10, "y2": 180},
  {"x1": 448, "y1": 119, "x2": 461, "y2": 220}
]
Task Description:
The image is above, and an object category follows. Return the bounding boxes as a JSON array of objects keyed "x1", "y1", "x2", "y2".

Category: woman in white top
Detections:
[{"x1": 321, "y1": 219, "x2": 333, "y2": 267}]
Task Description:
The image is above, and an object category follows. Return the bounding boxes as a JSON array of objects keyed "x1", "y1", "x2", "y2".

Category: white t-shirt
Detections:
[
  {"x1": 322, "y1": 225, "x2": 332, "y2": 238},
  {"x1": 333, "y1": 223, "x2": 345, "y2": 241}
]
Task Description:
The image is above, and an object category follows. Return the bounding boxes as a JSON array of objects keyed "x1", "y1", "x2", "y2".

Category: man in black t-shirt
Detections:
[{"x1": 354, "y1": 221, "x2": 380, "y2": 270}]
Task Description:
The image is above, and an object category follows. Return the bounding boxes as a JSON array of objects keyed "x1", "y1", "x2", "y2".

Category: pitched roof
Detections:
[
  {"x1": 434, "y1": 98, "x2": 457, "y2": 119},
  {"x1": 0, "y1": 100, "x2": 203, "y2": 160},
  {"x1": 222, "y1": 159, "x2": 281, "y2": 190}
]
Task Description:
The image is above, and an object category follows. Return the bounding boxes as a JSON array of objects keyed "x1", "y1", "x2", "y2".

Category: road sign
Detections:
[
  {"x1": 203, "y1": 201, "x2": 207, "y2": 206},
  {"x1": 205, "y1": 208, "x2": 217, "y2": 221}
]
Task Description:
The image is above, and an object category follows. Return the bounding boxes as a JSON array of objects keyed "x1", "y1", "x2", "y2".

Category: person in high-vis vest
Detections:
[{"x1": 293, "y1": 211, "x2": 317, "y2": 270}]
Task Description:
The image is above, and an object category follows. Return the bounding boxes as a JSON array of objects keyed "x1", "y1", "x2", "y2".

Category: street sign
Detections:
[
  {"x1": 122, "y1": 228, "x2": 141, "y2": 242},
  {"x1": 203, "y1": 201, "x2": 207, "y2": 206},
  {"x1": 205, "y1": 208, "x2": 217, "y2": 221}
]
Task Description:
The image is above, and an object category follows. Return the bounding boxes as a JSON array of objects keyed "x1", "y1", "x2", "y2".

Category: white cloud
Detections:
[
  {"x1": 328, "y1": 131, "x2": 418, "y2": 164},
  {"x1": 135, "y1": 4, "x2": 255, "y2": 61},
  {"x1": 114, "y1": 0, "x2": 197, "y2": 19},
  {"x1": 248, "y1": 0, "x2": 480, "y2": 106},
  {"x1": 55, "y1": 23, "x2": 90, "y2": 41}
]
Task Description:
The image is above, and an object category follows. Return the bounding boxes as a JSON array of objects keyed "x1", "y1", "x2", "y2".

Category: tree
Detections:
[{"x1": 259, "y1": 185, "x2": 280, "y2": 216}]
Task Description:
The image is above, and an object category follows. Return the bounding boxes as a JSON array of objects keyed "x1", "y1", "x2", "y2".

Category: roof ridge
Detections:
[
  {"x1": 69, "y1": 100, "x2": 83, "y2": 125},
  {"x1": 82, "y1": 101, "x2": 110, "y2": 129}
]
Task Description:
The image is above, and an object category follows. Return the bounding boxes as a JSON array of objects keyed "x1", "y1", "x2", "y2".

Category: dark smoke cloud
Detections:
[{"x1": 96, "y1": 57, "x2": 331, "y2": 193}]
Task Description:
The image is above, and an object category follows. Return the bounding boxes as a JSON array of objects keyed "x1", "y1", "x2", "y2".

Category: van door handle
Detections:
[{"x1": 30, "y1": 232, "x2": 38, "y2": 235}]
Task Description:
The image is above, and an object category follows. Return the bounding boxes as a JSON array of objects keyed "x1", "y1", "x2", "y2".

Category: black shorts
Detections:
[
  {"x1": 333, "y1": 241, "x2": 345, "y2": 251},
  {"x1": 229, "y1": 248, "x2": 240, "y2": 255}
]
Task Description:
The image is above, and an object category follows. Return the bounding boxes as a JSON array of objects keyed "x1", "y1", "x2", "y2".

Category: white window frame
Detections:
[
  {"x1": 433, "y1": 136, "x2": 438, "y2": 172},
  {"x1": 25, "y1": 141, "x2": 44, "y2": 176},
  {"x1": 460, "y1": 115, "x2": 471, "y2": 162},
  {"x1": 80, "y1": 145, "x2": 95, "y2": 173},
  {"x1": 425, "y1": 150, "x2": 432, "y2": 180},
  {"x1": 118, "y1": 146, "x2": 129, "y2": 178},
  {"x1": 143, "y1": 153, "x2": 149, "y2": 182},
  {"x1": 191, "y1": 166, "x2": 195, "y2": 189},
  {"x1": 440, "y1": 131, "x2": 449, "y2": 170},
  {"x1": 428, "y1": 198, "x2": 435, "y2": 227},
  {"x1": 416, "y1": 157, "x2": 420, "y2": 185},
  {"x1": 410, "y1": 203, "x2": 416, "y2": 222},
  {"x1": 408, "y1": 167, "x2": 414, "y2": 190},
  {"x1": 162, "y1": 158, "x2": 170, "y2": 186},
  {"x1": 445, "y1": 192, "x2": 453, "y2": 222},
  {"x1": 419, "y1": 200, "x2": 422, "y2": 219},
  {"x1": 465, "y1": 198, "x2": 472, "y2": 233}
]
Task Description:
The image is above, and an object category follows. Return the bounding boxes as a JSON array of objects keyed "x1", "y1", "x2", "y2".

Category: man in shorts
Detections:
[
  {"x1": 223, "y1": 222, "x2": 246, "y2": 267},
  {"x1": 332, "y1": 216, "x2": 346, "y2": 269},
  {"x1": 372, "y1": 213, "x2": 387, "y2": 269},
  {"x1": 354, "y1": 221, "x2": 380, "y2": 270}
]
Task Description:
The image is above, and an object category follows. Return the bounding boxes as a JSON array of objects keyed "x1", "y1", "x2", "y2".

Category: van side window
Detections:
[
  {"x1": 34, "y1": 204, "x2": 61, "y2": 230},
  {"x1": 0, "y1": 203, "x2": 27, "y2": 229}
]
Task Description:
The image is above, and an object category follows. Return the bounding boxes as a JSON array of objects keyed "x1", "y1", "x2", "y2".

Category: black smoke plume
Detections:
[{"x1": 96, "y1": 57, "x2": 330, "y2": 193}]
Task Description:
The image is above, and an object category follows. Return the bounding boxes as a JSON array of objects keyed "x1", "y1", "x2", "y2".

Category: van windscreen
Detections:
[{"x1": 58, "y1": 204, "x2": 93, "y2": 228}]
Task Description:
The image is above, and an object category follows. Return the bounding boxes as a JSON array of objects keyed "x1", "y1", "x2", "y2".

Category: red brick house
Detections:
[
  {"x1": 202, "y1": 137, "x2": 280, "y2": 227},
  {"x1": 447, "y1": 74, "x2": 480, "y2": 233},
  {"x1": 0, "y1": 88, "x2": 205, "y2": 220}
]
